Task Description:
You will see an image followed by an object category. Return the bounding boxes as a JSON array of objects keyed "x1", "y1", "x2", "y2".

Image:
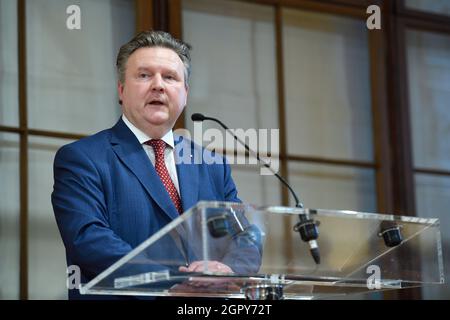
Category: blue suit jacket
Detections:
[{"x1": 52, "y1": 118, "x2": 261, "y2": 299}]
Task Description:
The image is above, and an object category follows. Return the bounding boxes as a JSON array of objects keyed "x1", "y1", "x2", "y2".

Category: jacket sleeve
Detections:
[
  {"x1": 220, "y1": 157, "x2": 263, "y2": 273},
  {"x1": 223, "y1": 158, "x2": 241, "y2": 203},
  {"x1": 51, "y1": 144, "x2": 135, "y2": 279}
]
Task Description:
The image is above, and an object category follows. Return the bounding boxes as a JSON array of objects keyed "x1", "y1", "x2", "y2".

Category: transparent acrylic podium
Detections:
[{"x1": 80, "y1": 201, "x2": 444, "y2": 300}]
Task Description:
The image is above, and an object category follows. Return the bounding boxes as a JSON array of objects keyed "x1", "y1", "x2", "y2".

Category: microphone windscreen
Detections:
[{"x1": 191, "y1": 113, "x2": 205, "y2": 122}]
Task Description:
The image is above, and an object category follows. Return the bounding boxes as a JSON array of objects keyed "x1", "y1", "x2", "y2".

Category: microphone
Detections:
[{"x1": 191, "y1": 113, "x2": 320, "y2": 264}]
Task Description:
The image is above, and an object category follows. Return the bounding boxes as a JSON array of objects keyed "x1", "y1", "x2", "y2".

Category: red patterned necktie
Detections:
[{"x1": 146, "y1": 139, "x2": 183, "y2": 214}]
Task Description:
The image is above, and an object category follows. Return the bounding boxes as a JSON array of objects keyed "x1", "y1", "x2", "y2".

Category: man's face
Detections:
[{"x1": 118, "y1": 47, "x2": 188, "y2": 138}]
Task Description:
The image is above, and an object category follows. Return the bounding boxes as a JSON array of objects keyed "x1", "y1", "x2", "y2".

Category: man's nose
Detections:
[{"x1": 150, "y1": 74, "x2": 164, "y2": 92}]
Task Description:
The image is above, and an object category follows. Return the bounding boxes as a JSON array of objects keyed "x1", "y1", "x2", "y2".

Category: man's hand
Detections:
[{"x1": 179, "y1": 260, "x2": 233, "y2": 273}]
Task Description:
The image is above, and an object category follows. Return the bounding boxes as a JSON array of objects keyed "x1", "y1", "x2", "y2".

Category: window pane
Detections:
[
  {"x1": 182, "y1": 0, "x2": 279, "y2": 205},
  {"x1": 288, "y1": 162, "x2": 377, "y2": 212},
  {"x1": 415, "y1": 174, "x2": 450, "y2": 299},
  {"x1": 282, "y1": 9, "x2": 373, "y2": 162},
  {"x1": 28, "y1": 136, "x2": 75, "y2": 299},
  {"x1": 230, "y1": 163, "x2": 281, "y2": 206},
  {"x1": 0, "y1": 133, "x2": 20, "y2": 299},
  {"x1": 407, "y1": 30, "x2": 450, "y2": 171},
  {"x1": 405, "y1": 0, "x2": 450, "y2": 16},
  {"x1": 182, "y1": 0, "x2": 278, "y2": 145},
  {"x1": 26, "y1": 0, "x2": 135, "y2": 134},
  {"x1": 0, "y1": 0, "x2": 19, "y2": 127}
]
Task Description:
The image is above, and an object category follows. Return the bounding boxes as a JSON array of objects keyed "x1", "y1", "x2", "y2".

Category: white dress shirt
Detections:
[{"x1": 122, "y1": 114, "x2": 181, "y2": 194}]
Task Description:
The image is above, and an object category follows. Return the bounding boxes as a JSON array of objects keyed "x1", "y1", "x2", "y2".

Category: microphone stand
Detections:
[{"x1": 191, "y1": 113, "x2": 320, "y2": 264}]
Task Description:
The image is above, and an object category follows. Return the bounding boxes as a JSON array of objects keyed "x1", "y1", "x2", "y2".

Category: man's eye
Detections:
[
  {"x1": 139, "y1": 73, "x2": 150, "y2": 78},
  {"x1": 164, "y1": 75, "x2": 175, "y2": 80}
]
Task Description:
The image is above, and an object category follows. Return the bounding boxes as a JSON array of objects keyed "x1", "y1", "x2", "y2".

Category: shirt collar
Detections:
[{"x1": 122, "y1": 114, "x2": 175, "y2": 149}]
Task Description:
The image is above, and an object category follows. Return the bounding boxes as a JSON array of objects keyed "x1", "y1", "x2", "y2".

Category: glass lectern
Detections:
[{"x1": 80, "y1": 201, "x2": 444, "y2": 299}]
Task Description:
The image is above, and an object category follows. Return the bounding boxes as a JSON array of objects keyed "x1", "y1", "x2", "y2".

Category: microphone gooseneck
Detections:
[
  {"x1": 191, "y1": 113, "x2": 303, "y2": 208},
  {"x1": 191, "y1": 113, "x2": 320, "y2": 264}
]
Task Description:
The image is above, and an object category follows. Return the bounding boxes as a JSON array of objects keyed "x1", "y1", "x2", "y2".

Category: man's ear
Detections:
[
  {"x1": 118, "y1": 81, "x2": 124, "y2": 95},
  {"x1": 117, "y1": 81, "x2": 124, "y2": 105}
]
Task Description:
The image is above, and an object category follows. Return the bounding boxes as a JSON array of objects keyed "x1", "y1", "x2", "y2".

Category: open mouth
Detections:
[{"x1": 147, "y1": 100, "x2": 165, "y2": 106}]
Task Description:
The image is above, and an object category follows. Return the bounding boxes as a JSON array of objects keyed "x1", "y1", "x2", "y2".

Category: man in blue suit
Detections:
[{"x1": 51, "y1": 31, "x2": 261, "y2": 299}]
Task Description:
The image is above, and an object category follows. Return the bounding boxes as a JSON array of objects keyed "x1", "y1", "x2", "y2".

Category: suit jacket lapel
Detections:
[
  {"x1": 109, "y1": 119, "x2": 180, "y2": 221},
  {"x1": 174, "y1": 134, "x2": 199, "y2": 213}
]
